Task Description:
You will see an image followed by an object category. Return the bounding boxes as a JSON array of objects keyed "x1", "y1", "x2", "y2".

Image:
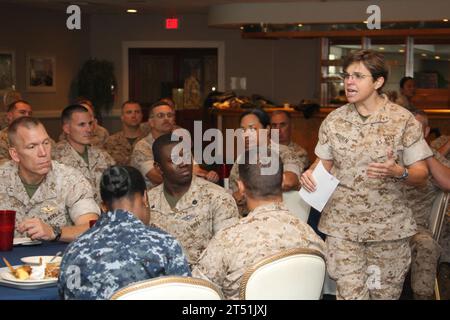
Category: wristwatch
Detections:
[
  {"x1": 51, "y1": 225, "x2": 62, "y2": 242},
  {"x1": 396, "y1": 167, "x2": 409, "y2": 181}
]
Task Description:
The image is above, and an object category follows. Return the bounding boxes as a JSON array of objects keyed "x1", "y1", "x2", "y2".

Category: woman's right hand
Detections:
[{"x1": 300, "y1": 169, "x2": 317, "y2": 192}]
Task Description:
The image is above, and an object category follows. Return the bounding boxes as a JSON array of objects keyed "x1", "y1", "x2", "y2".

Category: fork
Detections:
[{"x1": 49, "y1": 251, "x2": 62, "y2": 263}]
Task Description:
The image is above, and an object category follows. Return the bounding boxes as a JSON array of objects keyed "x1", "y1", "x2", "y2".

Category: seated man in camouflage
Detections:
[
  {"x1": 131, "y1": 100, "x2": 219, "y2": 188},
  {"x1": 0, "y1": 100, "x2": 34, "y2": 162},
  {"x1": 104, "y1": 100, "x2": 146, "y2": 166},
  {"x1": 59, "y1": 166, "x2": 190, "y2": 300},
  {"x1": 407, "y1": 110, "x2": 450, "y2": 299},
  {"x1": 270, "y1": 110, "x2": 310, "y2": 170},
  {"x1": 192, "y1": 148, "x2": 326, "y2": 300},
  {"x1": 148, "y1": 133, "x2": 240, "y2": 265},
  {"x1": 53, "y1": 105, "x2": 115, "y2": 205},
  {"x1": 59, "y1": 99, "x2": 109, "y2": 148},
  {"x1": 0, "y1": 117, "x2": 100, "y2": 242}
]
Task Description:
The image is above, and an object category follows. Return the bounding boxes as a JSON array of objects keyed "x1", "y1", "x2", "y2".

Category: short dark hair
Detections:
[
  {"x1": 121, "y1": 100, "x2": 141, "y2": 110},
  {"x1": 74, "y1": 97, "x2": 93, "y2": 108},
  {"x1": 238, "y1": 148, "x2": 283, "y2": 199},
  {"x1": 271, "y1": 110, "x2": 291, "y2": 120},
  {"x1": 149, "y1": 100, "x2": 174, "y2": 117},
  {"x1": 399, "y1": 76, "x2": 414, "y2": 89},
  {"x1": 7, "y1": 100, "x2": 31, "y2": 113},
  {"x1": 8, "y1": 116, "x2": 44, "y2": 146},
  {"x1": 240, "y1": 108, "x2": 271, "y2": 128},
  {"x1": 152, "y1": 133, "x2": 181, "y2": 164},
  {"x1": 61, "y1": 104, "x2": 89, "y2": 124},
  {"x1": 100, "y1": 166, "x2": 147, "y2": 208},
  {"x1": 343, "y1": 49, "x2": 388, "y2": 93}
]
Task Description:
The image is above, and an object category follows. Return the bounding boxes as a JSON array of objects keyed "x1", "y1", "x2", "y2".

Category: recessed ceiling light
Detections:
[
  {"x1": 240, "y1": 26, "x2": 244, "y2": 30},
  {"x1": 435, "y1": 55, "x2": 441, "y2": 59},
  {"x1": 443, "y1": 19, "x2": 449, "y2": 22},
  {"x1": 399, "y1": 49, "x2": 405, "y2": 53},
  {"x1": 298, "y1": 24, "x2": 303, "y2": 27},
  {"x1": 379, "y1": 47, "x2": 385, "y2": 50},
  {"x1": 421, "y1": 53, "x2": 427, "y2": 57},
  {"x1": 127, "y1": 9, "x2": 137, "y2": 13}
]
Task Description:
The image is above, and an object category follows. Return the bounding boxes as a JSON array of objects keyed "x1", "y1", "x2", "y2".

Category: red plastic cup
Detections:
[{"x1": 0, "y1": 210, "x2": 16, "y2": 251}]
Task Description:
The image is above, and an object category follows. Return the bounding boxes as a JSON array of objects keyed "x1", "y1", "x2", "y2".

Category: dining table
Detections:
[{"x1": 0, "y1": 241, "x2": 68, "y2": 300}]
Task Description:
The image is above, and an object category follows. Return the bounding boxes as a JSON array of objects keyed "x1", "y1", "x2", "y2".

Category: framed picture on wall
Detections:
[
  {"x1": 0, "y1": 51, "x2": 15, "y2": 94},
  {"x1": 26, "y1": 56, "x2": 56, "y2": 92}
]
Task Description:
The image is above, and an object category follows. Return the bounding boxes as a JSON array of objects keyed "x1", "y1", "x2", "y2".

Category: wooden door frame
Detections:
[{"x1": 122, "y1": 41, "x2": 225, "y2": 103}]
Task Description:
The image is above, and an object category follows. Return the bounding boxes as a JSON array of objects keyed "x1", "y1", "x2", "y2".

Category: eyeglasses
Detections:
[
  {"x1": 151, "y1": 112, "x2": 175, "y2": 119},
  {"x1": 339, "y1": 72, "x2": 373, "y2": 81}
]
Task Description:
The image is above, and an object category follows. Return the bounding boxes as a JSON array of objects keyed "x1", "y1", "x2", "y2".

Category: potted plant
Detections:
[{"x1": 75, "y1": 59, "x2": 116, "y2": 122}]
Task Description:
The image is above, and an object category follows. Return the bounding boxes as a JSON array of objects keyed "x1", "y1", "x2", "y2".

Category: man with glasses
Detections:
[
  {"x1": 270, "y1": 110, "x2": 310, "y2": 170},
  {"x1": 130, "y1": 100, "x2": 219, "y2": 188}
]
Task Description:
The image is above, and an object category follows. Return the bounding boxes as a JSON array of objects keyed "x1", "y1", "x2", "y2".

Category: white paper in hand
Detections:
[{"x1": 298, "y1": 161, "x2": 339, "y2": 212}]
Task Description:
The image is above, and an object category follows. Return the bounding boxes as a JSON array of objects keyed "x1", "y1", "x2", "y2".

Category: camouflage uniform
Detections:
[
  {"x1": 407, "y1": 149, "x2": 450, "y2": 297},
  {"x1": 58, "y1": 209, "x2": 191, "y2": 300},
  {"x1": 0, "y1": 161, "x2": 100, "y2": 236},
  {"x1": 130, "y1": 132, "x2": 156, "y2": 188},
  {"x1": 52, "y1": 140, "x2": 115, "y2": 205},
  {"x1": 0, "y1": 127, "x2": 56, "y2": 162},
  {"x1": 229, "y1": 142, "x2": 304, "y2": 216},
  {"x1": 140, "y1": 122, "x2": 151, "y2": 136},
  {"x1": 287, "y1": 141, "x2": 310, "y2": 170},
  {"x1": 147, "y1": 176, "x2": 240, "y2": 265},
  {"x1": 192, "y1": 202, "x2": 326, "y2": 300},
  {"x1": 315, "y1": 97, "x2": 433, "y2": 299},
  {"x1": 103, "y1": 130, "x2": 146, "y2": 166},
  {"x1": 430, "y1": 135, "x2": 450, "y2": 161},
  {"x1": 59, "y1": 125, "x2": 110, "y2": 148},
  {"x1": 440, "y1": 216, "x2": 450, "y2": 263}
]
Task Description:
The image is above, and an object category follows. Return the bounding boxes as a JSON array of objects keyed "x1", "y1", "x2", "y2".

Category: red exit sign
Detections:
[{"x1": 166, "y1": 18, "x2": 179, "y2": 29}]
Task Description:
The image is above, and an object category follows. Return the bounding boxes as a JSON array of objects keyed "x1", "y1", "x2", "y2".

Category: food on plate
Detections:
[
  {"x1": 2, "y1": 256, "x2": 60, "y2": 280},
  {"x1": 45, "y1": 263, "x2": 60, "y2": 278},
  {"x1": 15, "y1": 266, "x2": 33, "y2": 280}
]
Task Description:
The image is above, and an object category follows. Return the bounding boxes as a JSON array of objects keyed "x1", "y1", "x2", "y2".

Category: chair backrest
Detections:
[
  {"x1": 429, "y1": 191, "x2": 449, "y2": 241},
  {"x1": 110, "y1": 276, "x2": 223, "y2": 300},
  {"x1": 282, "y1": 191, "x2": 311, "y2": 223},
  {"x1": 240, "y1": 248, "x2": 326, "y2": 300}
]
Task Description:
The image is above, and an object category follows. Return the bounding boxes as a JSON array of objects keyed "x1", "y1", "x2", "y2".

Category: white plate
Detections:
[
  {"x1": 0, "y1": 267, "x2": 57, "y2": 289},
  {"x1": 0, "y1": 266, "x2": 57, "y2": 284},
  {"x1": 20, "y1": 256, "x2": 62, "y2": 265},
  {"x1": 13, "y1": 238, "x2": 42, "y2": 246}
]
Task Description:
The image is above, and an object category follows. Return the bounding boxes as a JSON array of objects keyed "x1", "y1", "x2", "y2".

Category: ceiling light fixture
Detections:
[
  {"x1": 379, "y1": 47, "x2": 385, "y2": 50},
  {"x1": 443, "y1": 19, "x2": 449, "y2": 22},
  {"x1": 298, "y1": 24, "x2": 303, "y2": 27},
  {"x1": 435, "y1": 55, "x2": 441, "y2": 59},
  {"x1": 127, "y1": 9, "x2": 137, "y2": 13}
]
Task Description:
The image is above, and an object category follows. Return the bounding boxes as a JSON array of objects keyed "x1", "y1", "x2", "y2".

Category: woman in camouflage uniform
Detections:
[{"x1": 301, "y1": 50, "x2": 432, "y2": 300}]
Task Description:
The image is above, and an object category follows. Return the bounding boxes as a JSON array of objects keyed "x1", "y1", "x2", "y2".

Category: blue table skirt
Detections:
[{"x1": 0, "y1": 241, "x2": 68, "y2": 300}]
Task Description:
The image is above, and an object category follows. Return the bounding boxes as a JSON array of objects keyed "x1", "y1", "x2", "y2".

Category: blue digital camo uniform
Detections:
[{"x1": 58, "y1": 209, "x2": 191, "y2": 300}]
